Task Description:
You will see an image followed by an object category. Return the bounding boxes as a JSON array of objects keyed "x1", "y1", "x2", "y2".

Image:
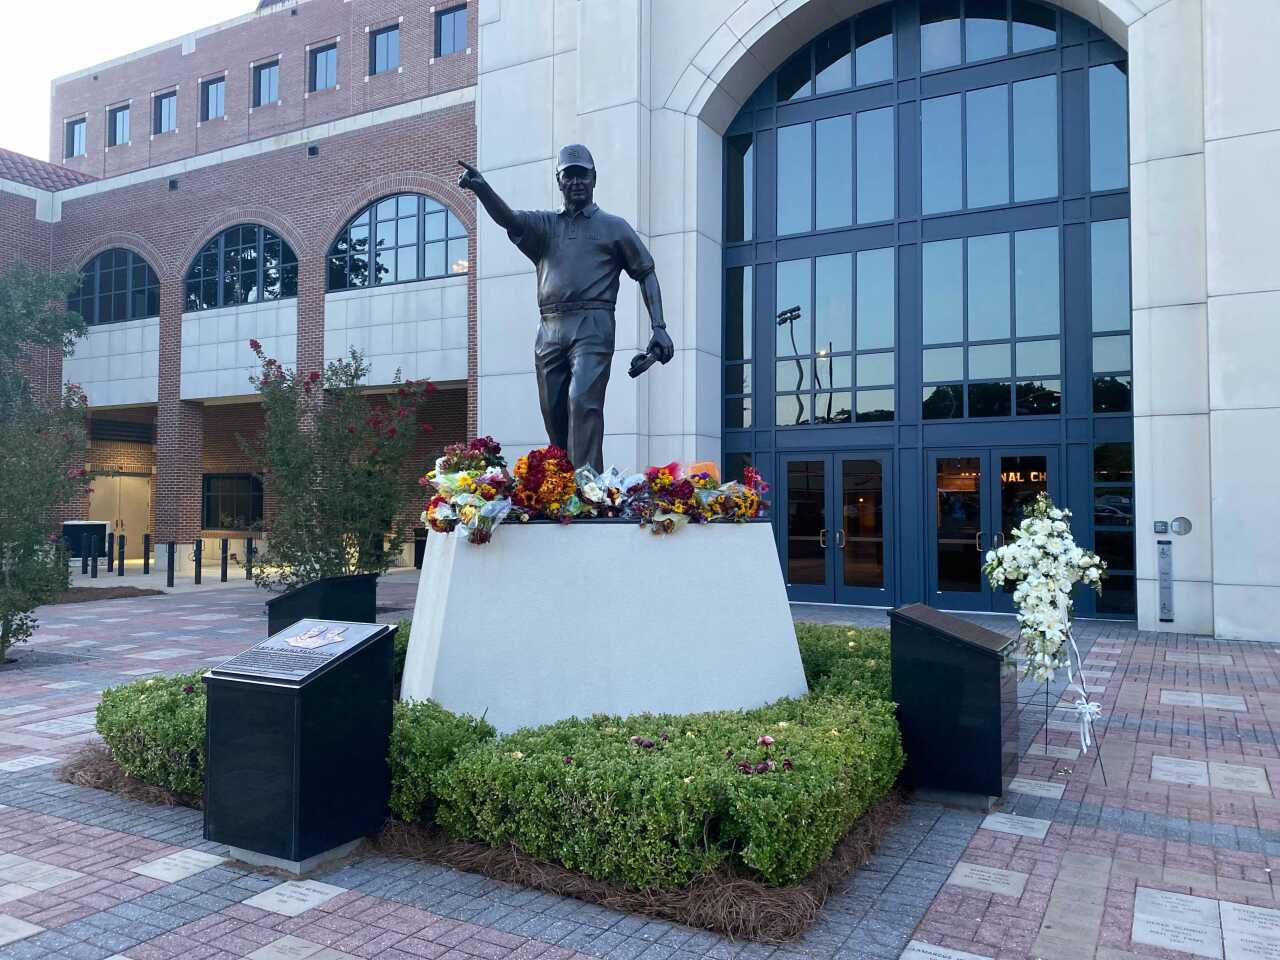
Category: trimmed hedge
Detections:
[
  {"x1": 794, "y1": 624, "x2": 890, "y2": 702},
  {"x1": 392, "y1": 617, "x2": 411, "y2": 687},
  {"x1": 388, "y1": 700, "x2": 495, "y2": 824},
  {"x1": 96, "y1": 671, "x2": 207, "y2": 797}
]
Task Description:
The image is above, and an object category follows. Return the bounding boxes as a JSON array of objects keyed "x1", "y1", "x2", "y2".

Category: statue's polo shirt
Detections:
[{"x1": 507, "y1": 203, "x2": 656, "y2": 314}]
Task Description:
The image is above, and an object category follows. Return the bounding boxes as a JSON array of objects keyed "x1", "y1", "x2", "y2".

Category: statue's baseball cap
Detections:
[{"x1": 556, "y1": 144, "x2": 595, "y2": 173}]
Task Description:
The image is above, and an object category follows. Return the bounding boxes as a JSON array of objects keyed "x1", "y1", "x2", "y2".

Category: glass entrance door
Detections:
[
  {"x1": 990, "y1": 450, "x2": 1057, "y2": 613},
  {"x1": 779, "y1": 452, "x2": 892, "y2": 604}
]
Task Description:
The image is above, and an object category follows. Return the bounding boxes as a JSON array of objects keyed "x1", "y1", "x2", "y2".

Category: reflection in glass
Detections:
[
  {"x1": 1016, "y1": 338, "x2": 1060, "y2": 376},
  {"x1": 923, "y1": 240, "x2": 964, "y2": 344},
  {"x1": 1093, "y1": 375, "x2": 1132, "y2": 413},
  {"x1": 923, "y1": 383, "x2": 964, "y2": 418},
  {"x1": 725, "y1": 453, "x2": 753, "y2": 484},
  {"x1": 1013, "y1": 76, "x2": 1058, "y2": 201},
  {"x1": 924, "y1": 346, "x2": 963, "y2": 382},
  {"x1": 815, "y1": 24, "x2": 852, "y2": 94},
  {"x1": 1093, "y1": 334, "x2": 1131, "y2": 373},
  {"x1": 1016, "y1": 379, "x2": 1061, "y2": 415},
  {"x1": 725, "y1": 364, "x2": 752, "y2": 395},
  {"x1": 1090, "y1": 64, "x2": 1129, "y2": 192},
  {"x1": 1093, "y1": 442, "x2": 1134, "y2": 483},
  {"x1": 922, "y1": 95, "x2": 963, "y2": 214},
  {"x1": 1091, "y1": 219, "x2": 1131, "y2": 331},
  {"x1": 724, "y1": 397, "x2": 752, "y2": 429},
  {"x1": 786, "y1": 460, "x2": 827, "y2": 585},
  {"x1": 725, "y1": 266, "x2": 752, "y2": 362},
  {"x1": 817, "y1": 355, "x2": 852, "y2": 390},
  {"x1": 1096, "y1": 529, "x2": 1135, "y2": 571},
  {"x1": 842, "y1": 460, "x2": 884, "y2": 588},
  {"x1": 857, "y1": 107, "x2": 895, "y2": 223},
  {"x1": 725, "y1": 134, "x2": 754, "y2": 243},
  {"x1": 1097, "y1": 574, "x2": 1136, "y2": 614},
  {"x1": 965, "y1": 0, "x2": 1008, "y2": 62},
  {"x1": 968, "y1": 343, "x2": 1010, "y2": 379},
  {"x1": 816, "y1": 117, "x2": 853, "y2": 230},
  {"x1": 857, "y1": 352, "x2": 894, "y2": 386},
  {"x1": 856, "y1": 389, "x2": 895, "y2": 422},
  {"x1": 777, "y1": 123, "x2": 813, "y2": 235},
  {"x1": 777, "y1": 393, "x2": 809, "y2": 426},
  {"x1": 776, "y1": 259, "x2": 811, "y2": 357},
  {"x1": 1094, "y1": 486, "x2": 1134, "y2": 527},
  {"x1": 815, "y1": 254, "x2": 853, "y2": 354},
  {"x1": 1012, "y1": 0, "x2": 1056, "y2": 51},
  {"x1": 936, "y1": 457, "x2": 982, "y2": 592},
  {"x1": 969, "y1": 381, "x2": 1012, "y2": 417},
  {"x1": 921, "y1": 0, "x2": 962, "y2": 71},
  {"x1": 966, "y1": 85, "x2": 1010, "y2": 208},
  {"x1": 856, "y1": 248, "x2": 895, "y2": 350},
  {"x1": 999, "y1": 455, "x2": 1049, "y2": 538},
  {"x1": 778, "y1": 48, "x2": 812, "y2": 101},
  {"x1": 1015, "y1": 228, "x2": 1060, "y2": 336},
  {"x1": 778, "y1": 359, "x2": 810, "y2": 392},
  {"x1": 967, "y1": 233, "x2": 1011, "y2": 341},
  {"x1": 855, "y1": 5, "x2": 894, "y2": 85},
  {"x1": 813, "y1": 392, "x2": 853, "y2": 424}
]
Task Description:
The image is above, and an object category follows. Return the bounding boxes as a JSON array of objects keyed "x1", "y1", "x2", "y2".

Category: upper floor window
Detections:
[
  {"x1": 184, "y1": 224, "x2": 298, "y2": 312},
  {"x1": 201, "y1": 76, "x2": 226, "y2": 121},
  {"x1": 370, "y1": 24, "x2": 400, "y2": 75},
  {"x1": 153, "y1": 91, "x2": 177, "y2": 135},
  {"x1": 253, "y1": 60, "x2": 280, "y2": 107},
  {"x1": 436, "y1": 6, "x2": 467, "y2": 57},
  {"x1": 310, "y1": 43, "x2": 338, "y2": 92},
  {"x1": 920, "y1": 0, "x2": 1057, "y2": 71},
  {"x1": 328, "y1": 193, "x2": 469, "y2": 291},
  {"x1": 107, "y1": 105, "x2": 130, "y2": 147},
  {"x1": 69, "y1": 249, "x2": 160, "y2": 327},
  {"x1": 64, "y1": 118, "x2": 86, "y2": 159}
]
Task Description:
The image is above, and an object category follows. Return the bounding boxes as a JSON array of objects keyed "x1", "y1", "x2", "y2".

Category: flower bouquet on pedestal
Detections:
[{"x1": 420, "y1": 437, "x2": 514, "y2": 544}]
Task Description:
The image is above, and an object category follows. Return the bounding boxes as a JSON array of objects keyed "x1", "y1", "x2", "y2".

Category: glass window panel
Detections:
[
  {"x1": 1093, "y1": 375, "x2": 1132, "y2": 412},
  {"x1": 725, "y1": 364, "x2": 752, "y2": 395},
  {"x1": 965, "y1": 0, "x2": 1008, "y2": 61},
  {"x1": 857, "y1": 352, "x2": 894, "y2": 386},
  {"x1": 842, "y1": 459, "x2": 884, "y2": 585},
  {"x1": 1015, "y1": 379, "x2": 1061, "y2": 415},
  {"x1": 776, "y1": 259, "x2": 811, "y2": 357},
  {"x1": 396, "y1": 247, "x2": 418, "y2": 282},
  {"x1": 778, "y1": 359, "x2": 811, "y2": 392},
  {"x1": 328, "y1": 256, "x2": 348, "y2": 290},
  {"x1": 1096, "y1": 530, "x2": 1135, "y2": 571},
  {"x1": 1012, "y1": 0, "x2": 1056, "y2": 51},
  {"x1": 814, "y1": 24, "x2": 851, "y2": 94},
  {"x1": 397, "y1": 217, "x2": 417, "y2": 246},
  {"x1": 923, "y1": 383, "x2": 964, "y2": 418},
  {"x1": 856, "y1": 389, "x2": 895, "y2": 422},
  {"x1": 968, "y1": 381, "x2": 1012, "y2": 417},
  {"x1": 201, "y1": 278, "x2": 218, "y2": 310},
  {"x1": 348, "y1": 251, "x2": 368, "y2": 287},
  {"x1": 1094, "y1": 486, "x2": 1134, "y2": 527},
  {"x1": 777, "y1": 123, "x2": 813, "y2": 235},
  {"x1": 813, "y1": 392, "x2": 852, "y2": 423},
  {"x1": 1093, "y1": 442, "x2": 1134, "y2": 483},
  {"x1": 1093, "y1": 334, "x2": 1131, "y2": 372},
  {"x1": 376, "y1": 198, "x2": 398, "y2": 221},
  {"x1": 448, "y1": 238, "x2": 469, "y2": 274},
  {"x1": 815, "y1": 254, "x2": 853, "y2": 354},
  {"x1": 447, "y1": 210, "x2": 466, "y2": 238},
  {"x1": 1014, "y1": 227, "x2": 1060, "y2": 335},
  {"x1": 966, "y1": 85, "x2": 1010, "y2": 207},
  {"x1": 725, "y1": 266, "x2": 753, "y2": 362},
  {"x1": 923, "y1": 239, "x2": 964, "y2": 344},
  {"x1": 921, "y1": 0, "x2": 962, "y2": 71},
  {"x1": 146, "y1": 288, "x2": 159, "y2": 317},
  {"x1": 923, "y1": 346, "x2": 964, "y2": 381},
  {"x1": 855, "y1": 5, "x2": 894, "y2": 85},
  {"x1": 815, "y1": 116, "x2": 853, "y2": 230},
  {"x1": 1096, "y1": 574, "x2": 1136, "y2": 614},
  {"x1": 967, "y1": 233, "x2": 1012, "y2": 340},
  {"x1": 398, "y1": 195, "x2": 418, "y2": 217},
  {"x1": 777, "y1": 394, "x2": 810, "y2": 426},
  {"x1": 724, "y1": 397, "x2": 752, "y2": 429},
  {"x1": 968, "y1": 343, "x2": 1010, "y2": 379},
  {"x1": 424, "y1": 241, "x2": 446, "y2": 278},
  {"x1": 374, "y1": 248, "x2": 392, "y2": 284},
  {"x1": 424, "y1": 211, "x2": 446, "y2": 241},
  {"x1": 1091, "y1": 219, "x2": 1131, "y2": 331},
  {"x1": 856, "y1": 107, "x2": 895, "y2": 223},
  {"x1": 1013, "y1": 75, "x2": 1058, "y2": 201},
  {"x1": 778, "y1": 48, "x2": 812, "y2": 101},
  {"x1": 856, "y1": 247, "x2": 895, "y2": 350},
  {"x1": 725, "y1": 134, "x2": 754, "y2": 243},
  {"x1": 786, "y1": 460, "x2": 826, "y2": 583},
  {"x1": 1016, "y1": 338, "x2": 1060, "y2": 376},
  {"x1": 816, "y1": 355, "x2": 851, "y2": 390},
  {"x1": 725, "y1": 453, "x2": 754, "y2": 483},
  {"x1": 921, "y1": 94, "x2": 962, "y2": 213},
  {"x1": 1090, "y1": 64, "x2": 1129, "y2": 192}
]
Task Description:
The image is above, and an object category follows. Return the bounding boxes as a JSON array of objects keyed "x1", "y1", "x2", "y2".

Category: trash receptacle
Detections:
[{"x1": 203, "y1": 618, "x2": 395, "y2": 873}]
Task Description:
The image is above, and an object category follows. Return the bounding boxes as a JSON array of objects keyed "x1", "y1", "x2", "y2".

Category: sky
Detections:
[{"x1": 1, "y1": 0, "x2": 250, "y2": 161}]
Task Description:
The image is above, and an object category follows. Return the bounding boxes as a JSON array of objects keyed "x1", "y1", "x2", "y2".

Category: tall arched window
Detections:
[
  {"x1": 327, "y1": 193, "x2": 469, "y2": 291},
  {"x1": 184, "y1": 224, "x2": 298, "y2": 312},
  {"x1": 69, "y1": 249, "x2": 159, "y2": 326}
]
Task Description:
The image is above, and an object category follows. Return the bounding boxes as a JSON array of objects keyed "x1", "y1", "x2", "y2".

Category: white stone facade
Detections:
[
  {"x1": 63, "y1": 315, "x2": 160, "y2": 407},
  {"x1": 180, "y1": 300, "x2": 298, "y2": 401},
  {"x1": 471, "y1": 0, "x2": 1280, "y2": 641}
]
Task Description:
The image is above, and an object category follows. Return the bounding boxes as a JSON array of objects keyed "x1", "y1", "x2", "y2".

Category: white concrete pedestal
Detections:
[{"x1": 402, "y1": 521, "x2": 807, "y2": 732}]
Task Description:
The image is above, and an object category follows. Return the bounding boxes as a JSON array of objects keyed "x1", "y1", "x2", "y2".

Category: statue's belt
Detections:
[{"x1": 539, "y1": 300, "x2": 615, "y2": 317}]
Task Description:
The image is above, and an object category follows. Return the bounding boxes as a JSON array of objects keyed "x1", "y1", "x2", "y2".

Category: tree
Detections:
[
  {"x1": 241, "y1": 342, "x2": 433, "y2": 591},
  {"x1": 0, "y1": 262, "x2": 89, "y2": 662}
]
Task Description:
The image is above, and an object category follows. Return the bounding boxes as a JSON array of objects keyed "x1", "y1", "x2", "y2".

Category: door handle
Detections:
[
  {"x1": 819, "y1": 529, "x2": 828, "y2": 548},
  {"x1": 835, "y1": 529, "x2": 846, "y2": 548},
  {"x1": 974, "y1": 530, "x2": 984, "y2": 553},
  {"x1": 993, "y1": 532, "x2": 1005, "y2": 549}
]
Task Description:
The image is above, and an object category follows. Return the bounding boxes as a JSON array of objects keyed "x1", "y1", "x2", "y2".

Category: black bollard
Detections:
[
  {"x1": 106, "y1": 532, "x2": 114, "y2": 572},
  {"x1": 166, "y1": 541, "x2": 176, "y2": 588},
  {"x1": 90, "y1": 536, "x2": 99, "y2": 579},
  {"x1": 220, "y1": 538, "x2": 228, "y2": 583},
  {"x1": 245, "y1": 538, "x2": 254, "y2": 579},
  {"x1": 194, "y1": 540, "x2": 202, "y2": 585},
  {"x1": 143, "y1": 534, "x2": 151, "y2": 574},
  {"x1": 80, "y1": 543, "x2": 88, "y2": 575},
  {"x1": 117, "y1": 535, "x2": 126, "y2": 577}
]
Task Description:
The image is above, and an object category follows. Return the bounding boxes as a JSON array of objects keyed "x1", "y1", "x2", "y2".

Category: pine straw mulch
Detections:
[
  {"x1": 373, "y1": 792, "x2": 905, "y2": 943},
  {"x1": 59, "y1": 744, "x2": 903, "y2": 942},
  {"x1": 54, "y1": 586, "x2": 167, "y2": 604}
]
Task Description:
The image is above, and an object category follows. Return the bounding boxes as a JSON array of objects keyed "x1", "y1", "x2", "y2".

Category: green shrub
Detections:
[
  {"x1": 434, "y1": 694, "x2": 902, "y2": 889},
  {"x1": 795, "y1": 624, "x2": 891, "y2": 702},
  {"x1": 392, "y1": 617, "x2": 412, "y2": 687},
  {"x1": 96, "y1": 671, "x2": 208, "y2": 796},
  {"x1": 388, "y1": 699, "x2": 496, "y2": 823}
]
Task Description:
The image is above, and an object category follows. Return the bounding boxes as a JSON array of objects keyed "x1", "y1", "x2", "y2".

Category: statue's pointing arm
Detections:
[{"x1": 457, "y1": 160, "x2": 518, "y2": 233}]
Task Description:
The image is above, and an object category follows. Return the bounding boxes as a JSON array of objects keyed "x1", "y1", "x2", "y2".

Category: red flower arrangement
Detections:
[{"x1": 512, "y1": 445, "x2": 579, "y2": 516}]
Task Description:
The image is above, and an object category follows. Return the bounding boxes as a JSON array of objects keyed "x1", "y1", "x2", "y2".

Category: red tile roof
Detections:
[{"x1": 0, "y1": 147, "x2": 98, "y2": 191}]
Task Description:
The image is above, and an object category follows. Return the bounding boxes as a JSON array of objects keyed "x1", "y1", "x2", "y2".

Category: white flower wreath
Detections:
[{"x1": 983, "y1": 492, "x2": 1107, "y2": 750}]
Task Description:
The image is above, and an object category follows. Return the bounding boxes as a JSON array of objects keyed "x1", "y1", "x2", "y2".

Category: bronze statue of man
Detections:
[{"x1": 458, "y1": 145, "x2": 674, "y2": 472}]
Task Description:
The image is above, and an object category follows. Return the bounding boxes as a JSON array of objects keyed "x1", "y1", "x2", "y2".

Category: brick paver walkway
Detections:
[{"x1": 1, "y1": 576, "x2": 1276, "y2": 960}]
